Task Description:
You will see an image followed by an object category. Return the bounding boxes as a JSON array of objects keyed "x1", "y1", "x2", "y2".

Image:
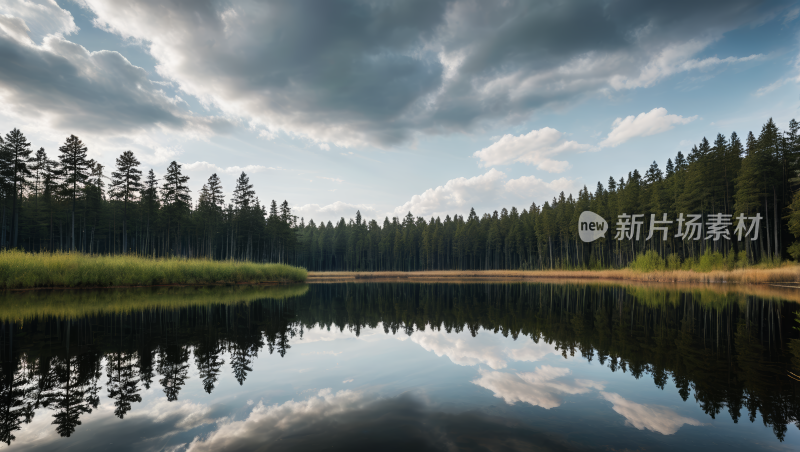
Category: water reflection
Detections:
[
  {"x1": 599, "y1": 391, "x2": 704, "y2": 435},
  {"x1": 0, "y1": 282, "x2": 798, "y2": 448},
  {"x1": 472, "y1": 366, "x2": 604, "y2": 409}
]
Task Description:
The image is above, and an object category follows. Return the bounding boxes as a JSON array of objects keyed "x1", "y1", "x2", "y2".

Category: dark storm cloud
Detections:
[
  {"x1": 84, "y1": 0, "x2": 450, "y2": 146},
  {"x1": 2, "y1": 0, "x2": 790, "y2": 146}
]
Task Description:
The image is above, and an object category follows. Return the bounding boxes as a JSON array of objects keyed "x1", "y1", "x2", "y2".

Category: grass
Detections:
[
  {"x1": 0, "y1": 284, "x2": 309, "y2": 321},
  {"x1": 0, "y1": 250, "x2": 307, "y2": 289}
]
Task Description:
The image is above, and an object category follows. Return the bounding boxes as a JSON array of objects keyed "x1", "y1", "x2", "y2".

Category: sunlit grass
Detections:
[
  {"x1": 0, "y1": 250, "x2": 307, "y2": 289},
  {"x1": 0, "y1": 284, "x2": 309, "y2": 321}
]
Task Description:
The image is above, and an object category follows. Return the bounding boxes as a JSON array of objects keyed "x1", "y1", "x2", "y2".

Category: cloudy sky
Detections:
[{"x1": 1, "y1": 0, "x2": 799, "y2": 223}]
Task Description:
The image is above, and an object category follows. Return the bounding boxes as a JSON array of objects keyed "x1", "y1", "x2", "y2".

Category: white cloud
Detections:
[
  {"x1": 755, "y1": 77, "x2": 791, "y2": 96},
  {"x1": 0, "y1": 0, "x2": 78, "y2": 43},
  {"x1": 473, "y1": 127, "x2": 593, "y2": 171},
  {"x1": 320, "y1": 177, "x2": 344, "y2": 183},
  {"x1": 393, "y1": 169, "x2": 576, "y2": 218},
  {"x1": 600, "y1": 392, "x2": 703, "y2": 435},
  {"x1": 185, "y1": 389, "x2": 368, "y2": 452},
  {"x1": 409, "y1": 329, "x2": 508, "y2": 370},
  {"x1": 504, "y1": 175, "x2": 575, "y2": 199},
  {"x1": 295, "y1": 324, "x2": 385, "y2": 344},
  {"x1": 295, "y1": 201, "x2": 378, "y2": 223},
  {"x1": 786, "y1": 7, "x2": 800, "y2": 23},
  {"x1": 342, "y1": 379, "x2": 354, "y2": 383},
  {"x1": 393, "y1": 168, "x2": 507, "y2": 218},
  {"x1": 318, "y1": 143, "x2": 330, "y2": 151},
  {"x1": 756, "y1": 46, "x2": 800, "y2": 96},
  {"x1": 609, "y1": 39, "x2": 761, "y2": 90},
  {"x1": 505, "y1": 339, "x2": 560, "y2": 363},
  {"x1": 182, "y1": 161, "x2": 276, "y2": 175},
  {"x1": 0, "y1": 5, "x2": 232, "y2": 162},
  {"x1": 472, "y1": 366, "x2": 604, "y2": 409},
  {"x1": 598, "y1": 108, "x2": 697, "y2": 148}
]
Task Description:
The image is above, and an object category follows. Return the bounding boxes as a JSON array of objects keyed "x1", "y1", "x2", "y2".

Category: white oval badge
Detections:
[{"x1": 579, "y1": 211, "x2": 607, "y2": 242}]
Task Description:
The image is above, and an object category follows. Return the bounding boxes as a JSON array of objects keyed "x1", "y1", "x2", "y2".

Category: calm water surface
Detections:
[{"x1": 1, "y1": 282, "x2": 799, "y2": 451}]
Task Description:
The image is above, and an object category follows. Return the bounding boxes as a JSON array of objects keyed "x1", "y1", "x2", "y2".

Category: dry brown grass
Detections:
[
  {"x1": 308, "y1": 267, "x2": 800, "y2": 303},
  {"x1": 308, "y1": 265, "x2": 800, "y2": 285}
]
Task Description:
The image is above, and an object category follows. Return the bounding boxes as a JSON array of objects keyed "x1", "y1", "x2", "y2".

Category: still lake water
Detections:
[{"x1": 1, "y1": 282, "x2": 799, "y2": 451}]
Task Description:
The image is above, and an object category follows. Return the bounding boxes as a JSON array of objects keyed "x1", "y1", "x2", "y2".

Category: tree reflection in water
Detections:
[{"x1": 0, "y1": 282, "x2": 798, "y2": 444}]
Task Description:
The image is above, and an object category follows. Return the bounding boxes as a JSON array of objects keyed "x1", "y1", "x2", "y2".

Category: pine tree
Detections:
[
  {"x1": 3, "y1": 129, "x2": 32, "y2": 248},
  {"x1": 109, "y1": 151, "x2": 143, "y2": 253},
  {"x1": 232, "y1": 172, "x2": 256, "y2": 259},
  {"x1": 105, "y1": 353, "x2": 141, "y2": 419},
  {"x1": 141, "y1": 170, "x2": 160, "y2": 255},
  {"x1": 84, "y1": 163, "x2": 106, "y2": 253},
  {"x1": 0, "y1": 361, "x2": 33, "y2": 445},
  {"x1": 161, "y1": 162, "x2": 191, "y2": 256},
  {"x1": 198, "y1": 173, "x2": 224, "y2": 258},
  {"x1": 734, "y1": 132, "x2": 764, "y2": 261},
  {"x1": 206, "y1": 173, "x2": 224, "y2": 210},
  {"x1": 57, "y1": 135, "x2": 92, "y2": 251},
  {"x1": 28, "y1": 148, "x2": 51, "y2": 250}
]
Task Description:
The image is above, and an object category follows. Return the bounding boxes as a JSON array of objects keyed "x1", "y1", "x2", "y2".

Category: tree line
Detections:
[
  {"x1": 0, "y1": 282, "x2": 797, "y2": 443},
  {"x1": 294, "y1": 118, "x2": 800, "y2": 270},
  {"x1": 0, "y1": 131, "x2": 295, "y2": 262},
  {"x1": 2, "y1": 116, "x2": 798, "y2": 270}
]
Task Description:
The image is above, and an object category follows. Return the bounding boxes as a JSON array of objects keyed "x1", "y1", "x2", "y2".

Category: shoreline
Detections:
[
  {"x1": 1, "y1": 280, "x2": 298, "y2": 292},
  {"x1": 307, "y1": 267, "x2": 800, "y2": 285},
  {"x1": 308, "y1": 269, "x2": 800, "y2": 303}
]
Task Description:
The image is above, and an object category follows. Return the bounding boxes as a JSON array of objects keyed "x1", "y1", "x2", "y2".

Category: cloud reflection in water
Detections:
[
  {"x1": 472, "y1": 366, "x2": 604, "y2": 409},
  {"x1": 600, "y1": 392, "x2": 703, "y2": 435},
  {"x1": 184, "y1": 389, "x2": 574, "y2": 452}
]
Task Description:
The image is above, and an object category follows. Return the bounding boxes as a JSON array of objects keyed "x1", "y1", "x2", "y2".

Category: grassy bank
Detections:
[
  {"x1": 308, "y1": 264, "x2": 800, "y2": 285},
  {"x1": 0, "y1": 284, "x2": 309, "y2": 321},
  {"x1": 0, "y1": 250, "x2": 307, "y2": 289}
]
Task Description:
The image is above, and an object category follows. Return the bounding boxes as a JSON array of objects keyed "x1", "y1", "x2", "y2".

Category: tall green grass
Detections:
[
  {"x1": 0, "y1": 284, "x2": 309, "y2": 321},
  {"x1": 0, "y1": 250, "x2": 307, "y2": 289}
]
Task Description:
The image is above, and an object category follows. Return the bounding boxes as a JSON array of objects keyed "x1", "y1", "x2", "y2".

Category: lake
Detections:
[{"x1": 1, "y1": 282, "x2": 799, "y2": 451}]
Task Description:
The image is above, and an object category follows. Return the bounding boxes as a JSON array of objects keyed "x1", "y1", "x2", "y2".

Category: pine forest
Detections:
[{"x1": 1, "y1": 117, "x2": 798, "y2": 272}]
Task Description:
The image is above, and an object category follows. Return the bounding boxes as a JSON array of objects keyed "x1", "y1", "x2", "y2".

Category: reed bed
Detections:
[
  {"x1": 307, "y1": 264, "x2": 800, "y2": 285},
  {"x1": 0, "y1": 284, "x2": 309, "y2": 321},
  {"x1": 0, "y1": 250, "x2": 307, "y2": 289}
]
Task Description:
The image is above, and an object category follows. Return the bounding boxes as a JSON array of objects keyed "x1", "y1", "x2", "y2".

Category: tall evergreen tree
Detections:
[
  {"x1": 109, "y1": 151, "x2": 143, "y2": 253},
  {"x1": 141, "y1": 169, "x2": 160, "y2": 255},
  {"x1": 2, "y1": 129, "x2": 32, "y2": 248},
  {"x1": 161, "y1": 162, "x2": 191, "y2": 255},
  {"x1": 57, "y1": 135, "x2": 92, "y2": 251},
  {"x1": 198, "y1": 173, "x2": 224, "y2": 258},
  {"x1": 232, "y1": 172, "x2": 255, "y2": 260}
]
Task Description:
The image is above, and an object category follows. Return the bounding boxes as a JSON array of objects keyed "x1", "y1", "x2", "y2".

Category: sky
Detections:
[{"x1": 1, "y1": 0, "x2": 800, "y2": 225}]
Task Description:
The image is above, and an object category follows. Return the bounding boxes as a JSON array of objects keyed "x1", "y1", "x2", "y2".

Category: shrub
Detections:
[
  {"x1": 695, "y1": 249, "x2": 726, "y2": 272},
  {"x1": 666, "y1": 253, "x2": 681, "y2": 270},
  {"x1": 629, "y1": 250, "x2": 666, "y2": 272}
]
